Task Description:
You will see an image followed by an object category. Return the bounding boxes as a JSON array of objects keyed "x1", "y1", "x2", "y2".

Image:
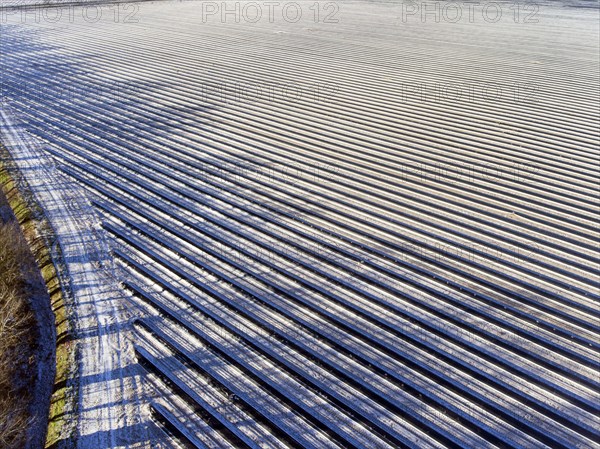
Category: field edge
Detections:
[{"x1": 0, "y1": 143, "x2": 79, "y2": 449}]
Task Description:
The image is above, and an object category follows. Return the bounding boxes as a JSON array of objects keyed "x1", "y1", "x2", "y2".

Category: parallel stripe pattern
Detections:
[{"x1": 1, "y1": 1, "x2": 599, "y2": 447}]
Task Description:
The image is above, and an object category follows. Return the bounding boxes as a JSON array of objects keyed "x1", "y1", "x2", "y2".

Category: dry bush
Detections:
[{"x1": 0, "y1": 222, "x2": 36, "y2": 449}]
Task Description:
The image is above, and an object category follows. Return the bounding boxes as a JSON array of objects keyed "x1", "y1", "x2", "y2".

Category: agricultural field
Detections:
[{"x1": 1, "y1": 1, "x2": 599, "y2": 448}]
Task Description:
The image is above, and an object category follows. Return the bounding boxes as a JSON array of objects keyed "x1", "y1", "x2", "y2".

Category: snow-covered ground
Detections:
[{"x1": 1, "y1": 1, "x2": 599, "y2": 448}]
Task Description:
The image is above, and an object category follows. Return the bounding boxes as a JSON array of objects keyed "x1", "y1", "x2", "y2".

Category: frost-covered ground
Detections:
[{"x1": 1, "y1": 1, "x2": 599, "y2": 448}]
